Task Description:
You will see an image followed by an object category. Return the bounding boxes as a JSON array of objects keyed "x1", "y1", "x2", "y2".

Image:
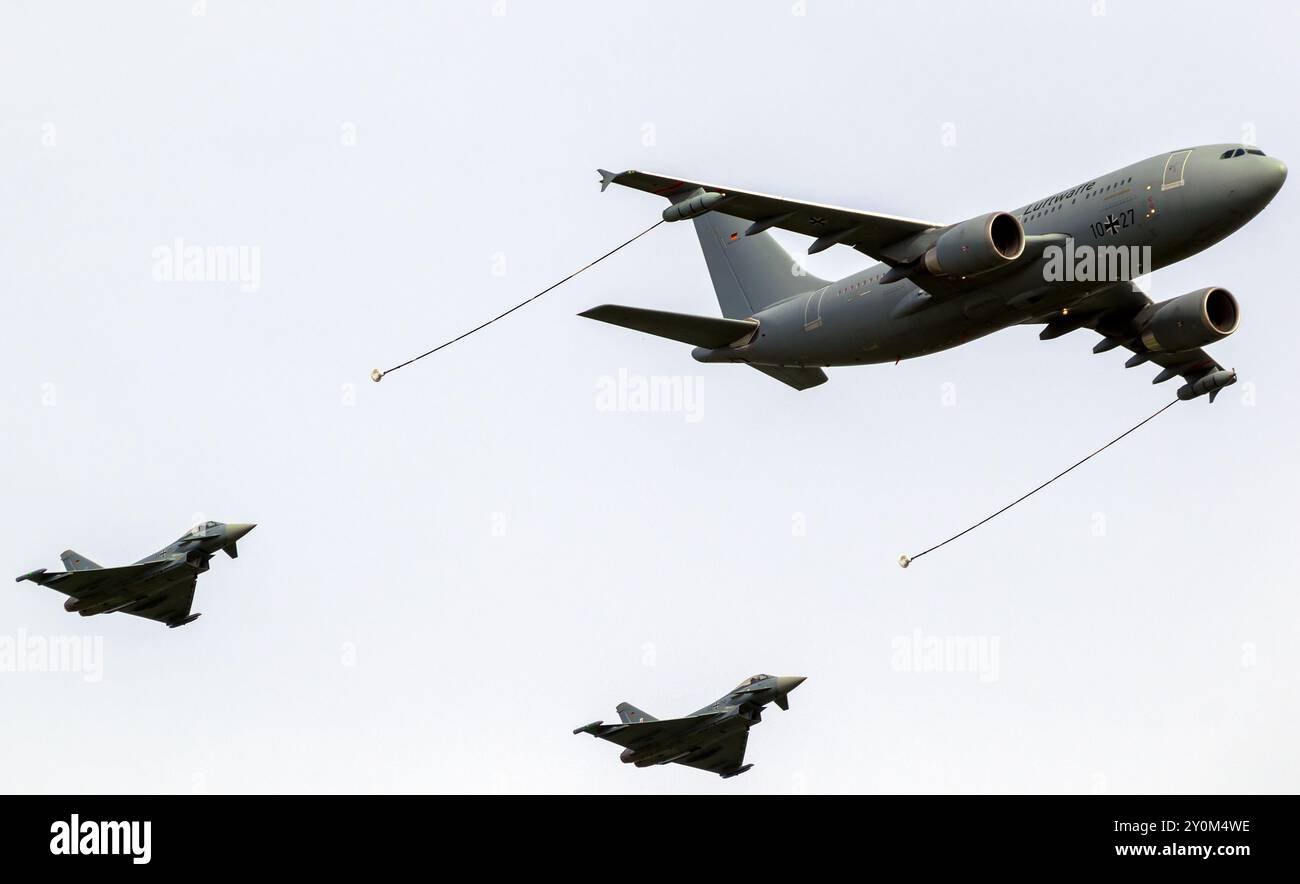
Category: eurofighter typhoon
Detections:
[
  {"x1": 585, "y1": 146, "x2": 1285, "y2": 399},
  {"x1": 574, "y1": 674, "x2": 805, "y2": 778},
  {"x1": 16, "y1": 522, "x2": 256, "y2": 628}
]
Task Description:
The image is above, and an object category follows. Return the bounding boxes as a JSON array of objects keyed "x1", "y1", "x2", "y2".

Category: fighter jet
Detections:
[
  {"x1": 574, "y1": 674, "x2": 805, "y2": 778},
  {"x1": 15, "y1": 521, "x2": 255, "y2": 628},
  {"x1": 586, "y1": 145, "x2": 1287, "y2": 400}
]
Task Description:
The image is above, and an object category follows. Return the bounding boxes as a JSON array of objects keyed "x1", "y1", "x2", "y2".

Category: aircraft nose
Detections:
[
  {"x1": 776, "y1": 676, "x2": 807, "y2": 694},
  {"x1": 225, "y1": 523, "x2": 257, "y2": 541},
  {"x1": 773, "y1": 676, "x2": 805, "y2": 710},
  {"x1": 1270, "y1": 157, "x2": 1287, "y2": 187},
  {"x1": 1241, "y1": 155, "x2": 1287, "y2": 207}
]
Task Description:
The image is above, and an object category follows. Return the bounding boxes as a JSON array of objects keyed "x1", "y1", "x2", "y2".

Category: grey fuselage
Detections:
[
  {"x1": 620, "y1": 674, "x2": 801, "y2": 767},
  {"x1": 68, "y1": 522, "x2": 250, "y2": 616},
  {"x1": 698, "y1": 145, "x2": 1285, "y2": 368}
]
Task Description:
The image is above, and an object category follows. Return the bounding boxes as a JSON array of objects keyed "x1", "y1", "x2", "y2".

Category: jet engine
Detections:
[
  {"x1": 1140, "y1": 287, "x2": 1240, "y2": 352},
  {"x1": 923, "y1": 211, "x2": 1025, "y2": 277}
]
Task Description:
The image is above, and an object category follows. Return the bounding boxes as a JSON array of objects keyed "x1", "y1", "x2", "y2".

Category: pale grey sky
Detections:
[{"x1": 2, "y1": 0, "x2": 1296, "y2": 793}]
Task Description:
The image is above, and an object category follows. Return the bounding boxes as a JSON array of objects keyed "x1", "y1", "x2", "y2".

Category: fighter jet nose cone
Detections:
[
  {"x1": 776, "y1": 676, "x2": 806, "y2": 694},
  {"x1": 226, "y1": 523, "x2": 257, "y2": 540},
  {"x1": 772, "y1": 677, "x2": 805, "y2": 710}
]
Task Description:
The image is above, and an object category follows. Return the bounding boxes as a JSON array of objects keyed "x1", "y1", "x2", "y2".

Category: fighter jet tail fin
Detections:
[
  {"x1": 60, "y1": 550, "x2": 102, "y2": 571},
  {"x1": 616, "y1": 702, "x2": 657, "y2": 724}
]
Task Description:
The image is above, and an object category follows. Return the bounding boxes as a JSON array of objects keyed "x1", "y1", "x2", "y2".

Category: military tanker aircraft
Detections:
[
  {"x1": 574, "y1": 674, "x2": 805, "y2": 778},
  {"x1": 16, "y1": 521, "x2": 255, "y2": 628},
  {"x1": 584, "y1": 145, "x2": 1286, "y2": 398}
]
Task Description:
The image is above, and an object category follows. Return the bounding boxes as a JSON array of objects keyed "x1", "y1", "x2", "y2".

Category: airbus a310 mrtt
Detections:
[{"x1": 584, "y1": 145, "x2": 1286, "y2": 400}]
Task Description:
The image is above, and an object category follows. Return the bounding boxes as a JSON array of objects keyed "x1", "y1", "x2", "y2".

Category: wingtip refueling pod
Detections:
[
  {"x1": 1177, "y1": 369, "x2": 1236, "y2": 402},
  {"x1": 661, "y1": 191, "x2": 730, "y2": 223}
]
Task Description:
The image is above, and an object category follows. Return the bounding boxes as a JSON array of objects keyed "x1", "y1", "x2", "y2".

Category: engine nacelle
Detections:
[
  {"x1": 923, "y1": 211, "x2": 1025, "y2": 277},
  {"x1": 1140, "y1": 287, "x2": 1239, "y2": 352}
]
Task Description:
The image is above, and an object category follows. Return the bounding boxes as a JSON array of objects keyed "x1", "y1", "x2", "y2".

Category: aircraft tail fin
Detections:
[
  {"x1": 689, "y1": 208, "x2": 828, "y2": 319},
  {"x1": 596, "y1": 171, "x2": 826, "y2": 319},
  {"x1": 60, "y1": 550, "x2": 101, "y2": 571},
  {"x1": 616, "y1": 702, "x2": 657, "y2": 724}
]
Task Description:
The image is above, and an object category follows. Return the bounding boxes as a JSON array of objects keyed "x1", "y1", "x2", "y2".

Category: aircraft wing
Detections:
[
  {"x1": 15, "y1": 561, "x2": 162, "y2": 599},
  {"x1": 579, "y1": 713, "x2": 723, "y2": 749},
  {"x1": 599, "y1": 169, "x2": 943, "y2": 264},
  {"x1": 599, "y1": 169, "x2": 1068, "y2": 299},
  {"x1": 1040, "y1": 282, "x2": 1230, "y2": 396},
  {"x1": 674, "y1": 730, "x2": 750, "y2": 776},
  {"x1": 122, "y1": 577, "x2": 197, "y2": 625}
]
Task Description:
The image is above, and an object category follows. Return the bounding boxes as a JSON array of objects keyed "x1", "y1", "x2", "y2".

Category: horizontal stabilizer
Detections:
[
  {"x1": 580, "y1": 305, "x2": 756, "y2": 349},
  {"x1": 750, "y1": 364, "x2": 829, "y2": 391}
]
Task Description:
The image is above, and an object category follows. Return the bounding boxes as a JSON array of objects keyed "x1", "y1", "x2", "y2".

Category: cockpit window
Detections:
[
  {"x1": 1247, "y1": 149, "x2": 1266, "y2": 156},
  {"x1": 733, "y1": 674, "x2": 772, "y2": 690},
  {"x1": 1221, "y1": 148, "x2": 1259, "y2": 159}
]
